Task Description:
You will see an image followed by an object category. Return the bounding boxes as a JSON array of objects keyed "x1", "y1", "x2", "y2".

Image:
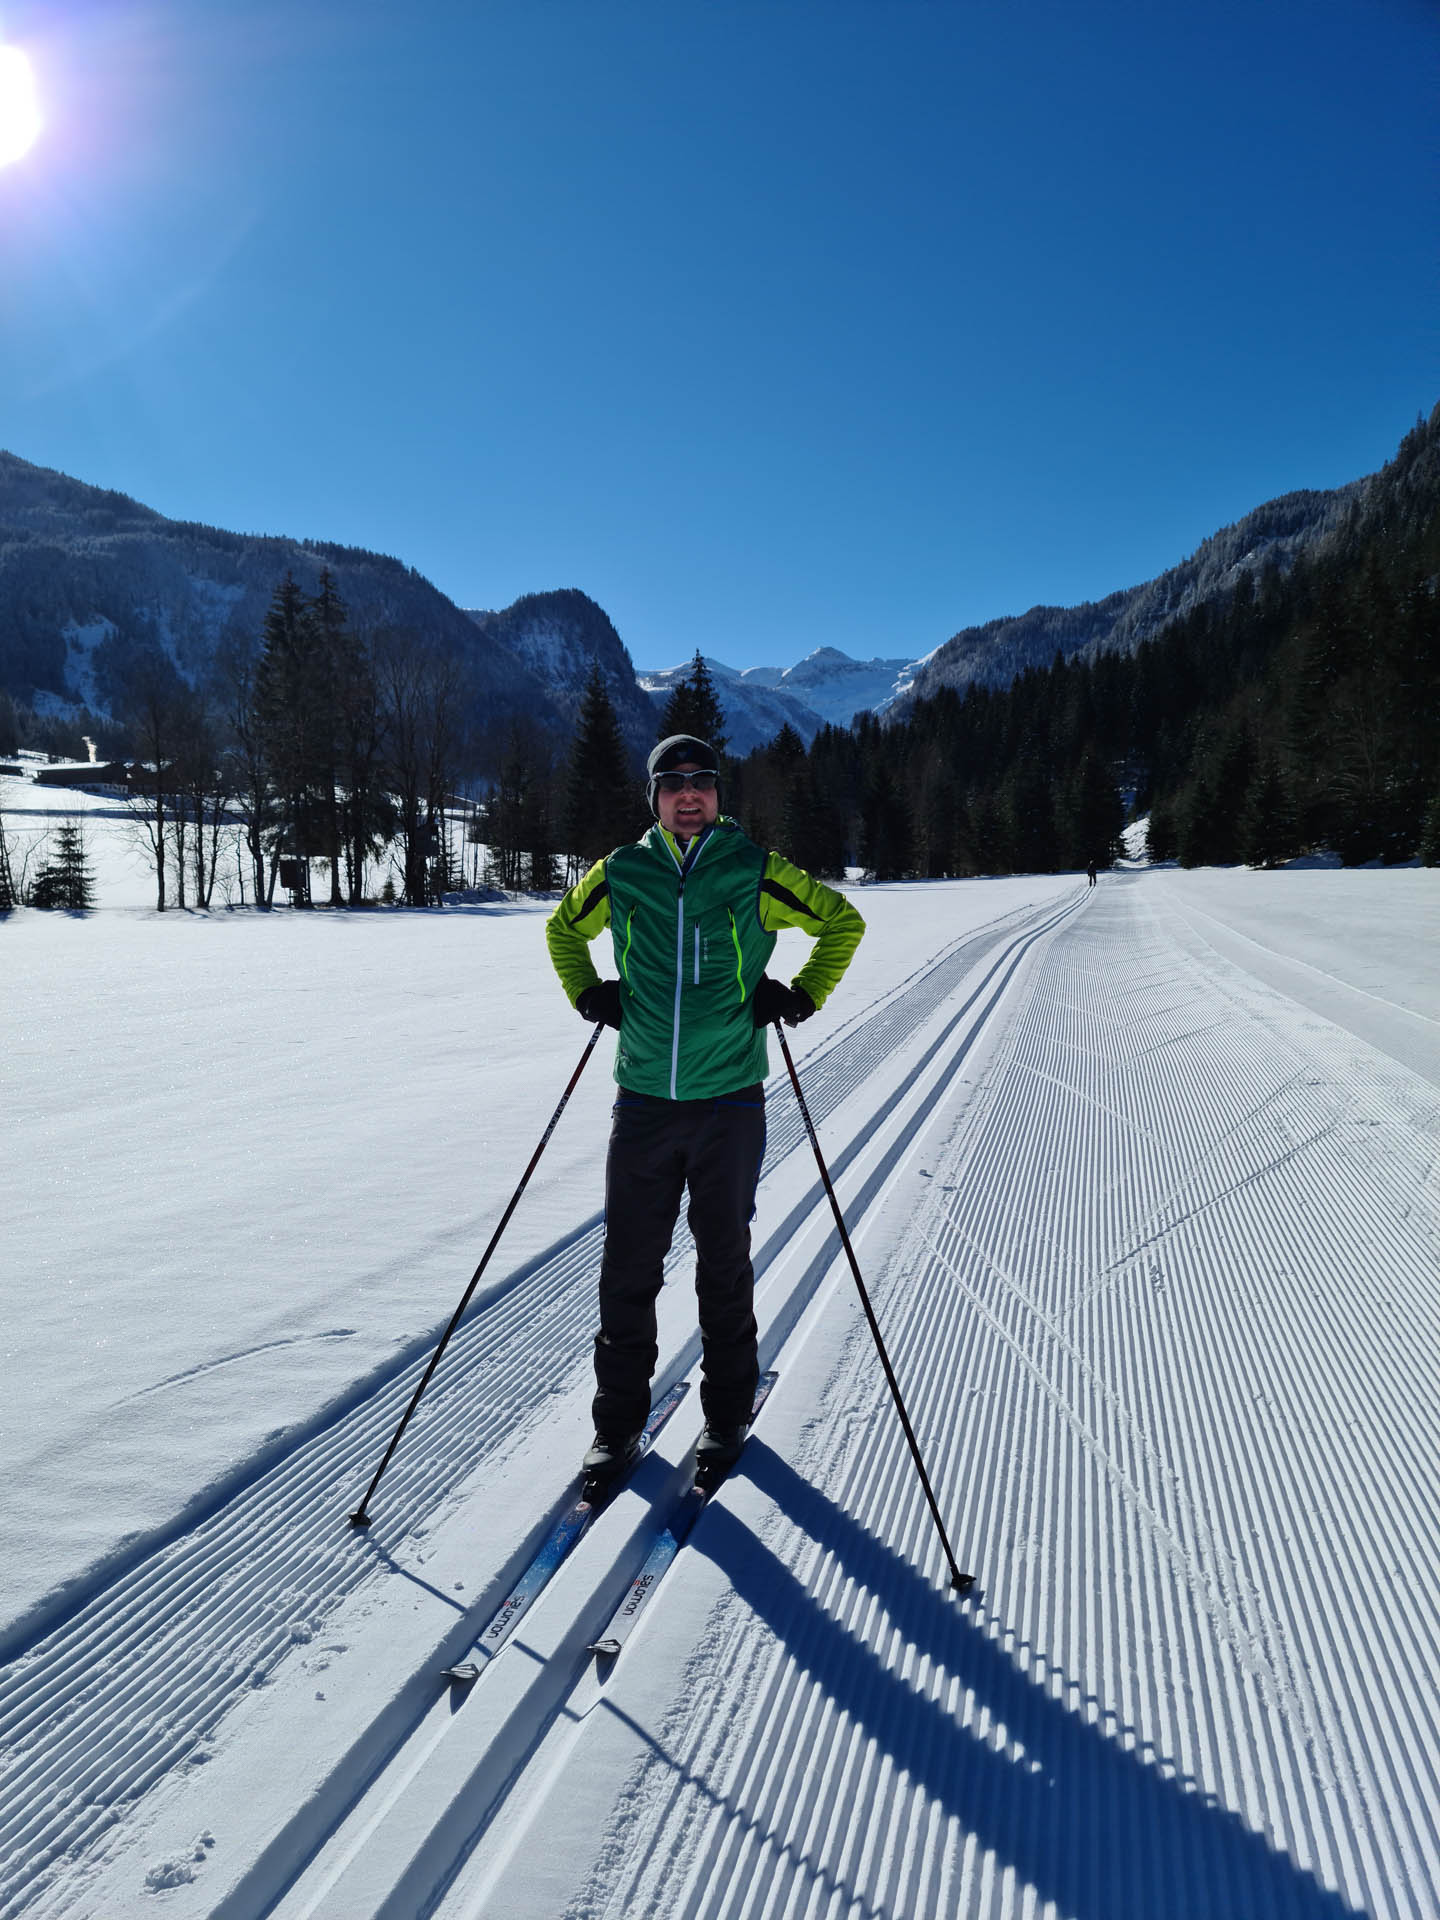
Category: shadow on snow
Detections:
[{"x1": 683, "y1": 1445, "x2": 1364, "y2": 1920}]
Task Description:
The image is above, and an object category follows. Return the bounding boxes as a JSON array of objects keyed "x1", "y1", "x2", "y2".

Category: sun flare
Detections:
[{"x1": 0, "y1": 44, "x2": 41, "y2": 167}]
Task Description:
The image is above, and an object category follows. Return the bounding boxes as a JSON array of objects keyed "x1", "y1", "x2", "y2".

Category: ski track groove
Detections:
[
  {"x1": 0, "y1": 892, "x2": 1074, "y2": 1918},
  {"x1": 571, "y1": 884, "x2": 1440, "y2": 1920}
]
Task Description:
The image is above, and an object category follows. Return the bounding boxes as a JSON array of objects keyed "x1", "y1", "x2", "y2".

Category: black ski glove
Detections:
[
  {"x1": 751, "y1": 976, "x2": 815, "y2": 1029},
  {"x1": 577, "y1": 980, "x2": 623, "y2": 1029}
]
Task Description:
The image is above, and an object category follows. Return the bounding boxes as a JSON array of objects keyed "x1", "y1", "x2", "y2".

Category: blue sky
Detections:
[{"x1": 0, "y1": 0, "x2": 1434, "y2": 670}]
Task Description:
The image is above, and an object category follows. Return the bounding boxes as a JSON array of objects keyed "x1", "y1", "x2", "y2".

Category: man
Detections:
[{"x1": 545, "y1": 732, "x2": 865, "y2": 1482}]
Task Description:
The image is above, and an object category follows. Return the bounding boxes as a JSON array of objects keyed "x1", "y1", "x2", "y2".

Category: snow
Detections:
[
  {"x1": 1157, "y1": 865, "x2": 1440, "y2": 1022},
  {"x1": 59, "y1": 619, "x2": 117, "y2": 712},
  {"x1": 3, "y1": 758, "x2": 267, "y2": 910},
  {"x1": 2, "y1": 858, "x2": 1439, "y2": 1918}
]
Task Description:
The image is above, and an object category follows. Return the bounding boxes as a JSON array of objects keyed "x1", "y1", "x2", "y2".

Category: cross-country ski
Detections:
[
  {"x1": 441, "y1": 1381, "x2": 689, "y2": 1685},
  {"x1": 586, "y1": 1370, "x2": 781, "y2": 1664}
]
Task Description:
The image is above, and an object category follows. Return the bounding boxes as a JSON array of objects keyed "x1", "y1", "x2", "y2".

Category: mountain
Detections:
[
  {"x1": 0, "y1": 439, "x2": 1402, "y2": 779},
  {"x1": 893, "y1": 483, "x2": 1363, "y2": 714},
  {"x1": 639, "y1": 647, "x2": 923, "y2": 753},
  {"x1": 638, "y1": 658, "x2": 822, "y2": 754},
  {"x1": 462, "y1": 590, "x2": 656, "y2": 761},
  {"x1": 0, "y1": 453, "x2": 642, "y2": 770},
  {"x1": 740, "y1": 646, "x2": 923, "y2": 725},
  {"x1": 638, "y1": 483, "x2": 1366, "y2": 752}
]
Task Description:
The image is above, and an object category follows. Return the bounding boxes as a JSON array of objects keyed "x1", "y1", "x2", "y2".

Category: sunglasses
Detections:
[{"x1": 654, "y1": 771, "x2": 718, "y2": 794}]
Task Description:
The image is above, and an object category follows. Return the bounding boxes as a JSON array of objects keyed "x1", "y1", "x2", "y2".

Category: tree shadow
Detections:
[{"x1": 687, "y1": 1444, "x2": 1366, "y2": 1919}]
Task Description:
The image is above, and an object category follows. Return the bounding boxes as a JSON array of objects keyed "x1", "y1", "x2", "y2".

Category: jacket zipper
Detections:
[
  {"x1": 671, "y1": 885, "x2": 685, "y2": 1098},
  {"x1": 660, "y1": 827, "x2": 714, "y2": 1100},
  {"x1": 693, "y1": 925, "x2": 701, "y2": 985}
]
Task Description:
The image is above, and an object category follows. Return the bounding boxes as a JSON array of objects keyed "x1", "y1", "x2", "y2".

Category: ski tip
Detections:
[{"x1": 347, "y1": 1509, "x2": 372, "y2": 1530}]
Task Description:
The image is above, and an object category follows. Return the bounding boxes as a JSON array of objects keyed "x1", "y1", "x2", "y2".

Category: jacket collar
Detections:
[{"x1": 648, "y1": 816, "x2": 731, "y2": 874}]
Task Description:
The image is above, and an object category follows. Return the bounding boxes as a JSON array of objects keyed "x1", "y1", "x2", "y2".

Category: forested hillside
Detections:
[
  {"x1": 894, "y1": 483, "x2": 1362, "y2": 708},
  {"x1": 0, "y1": 454, "x2": 639, "y2": 775},
  {"x1": 4, "y1": 408, "x2": 1435, "y2": 900},
  {"x1": 731, "y1": 407, "x2": 1440, "y2": 877}
]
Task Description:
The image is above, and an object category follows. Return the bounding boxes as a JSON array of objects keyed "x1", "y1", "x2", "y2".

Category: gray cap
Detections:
[
  {"x1": 647, "y1": 734, "x2": 719, "y2": 779},
  {"x1": 646, "y1": 735, "x2": 721, "y2": 817}
]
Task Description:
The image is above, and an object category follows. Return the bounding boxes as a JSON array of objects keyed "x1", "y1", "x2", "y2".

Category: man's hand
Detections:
[
  {"x1": 751, "y1": 976, "x2": 815, "y2": 1028},
  {"x1": 577, "y1": 980, "x2": 623, "y2": 1029}
]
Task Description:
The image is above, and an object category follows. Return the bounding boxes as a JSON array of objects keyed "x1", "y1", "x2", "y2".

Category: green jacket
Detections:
[{"x1": 545, "y1": 817, "x2": 865, "y2": 1100}]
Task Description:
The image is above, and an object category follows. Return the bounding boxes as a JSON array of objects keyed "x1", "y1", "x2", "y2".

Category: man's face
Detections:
[{"x1": 655, "y1": 762, "x2": 720, "y2": 840}]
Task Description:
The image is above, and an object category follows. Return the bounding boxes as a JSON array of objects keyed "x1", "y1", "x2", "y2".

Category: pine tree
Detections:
[
  {"x1": 659, "y1": 652, "x2": 728, "y2": 755},
  {"x1": 29, "y1": 821, "x2": 94, "y2": 910},
  {"x1": 1144, "y1": 800, "x2": 1177, "y2": 865},
  {"x1": 1420, "y1": 791, "x2": 1440, "y2": 867},
  {"x1": 308, "y1": 569, "x2": 349, "y2": 904},
  {"x1": 859, "y1": 768, "x2": 914, "y2": 880},
  {"x1": 483, "y1": 721, "x2": 556, "y2": 892},
  {"x1": 563, "y1": 663, "x2": 642, "y2": 869},
  {"x1": 769, "y1": 722, "x2": 809, "y2": 854},
  {"x1": 255, "y1": 573, "x2": 328, "y2": 904},
  {"x1": 782, "y1": 764, "x2": 848, "y2": 877},
  {"x1": 1000, "y1": 757, "x2": 1056, "y2": 873},
  {"x1": 1064, "y1": 750, "x2": 1125, "y2": 872},
  {"x1": 1238, "y1": 758, "x2": 1299, "y2": 869}
]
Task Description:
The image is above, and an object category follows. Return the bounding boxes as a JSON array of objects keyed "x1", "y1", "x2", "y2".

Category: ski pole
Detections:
[
  {"x1": 349, "y1": 1020, "x2": 607, "y2": 1529},
  {"x1": 773, "y1": 1022, "x2": 974, "y2": 1593}
]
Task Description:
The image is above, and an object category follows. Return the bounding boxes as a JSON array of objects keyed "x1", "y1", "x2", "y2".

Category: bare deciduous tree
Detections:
[
  {"x1": 118, "y1": 650, "x2": 186, "y2": 911},
  {"x1": 375, "y1": 629, "x2": 465, "y2": 906}
]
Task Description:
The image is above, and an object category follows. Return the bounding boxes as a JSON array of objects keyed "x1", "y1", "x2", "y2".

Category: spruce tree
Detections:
[
  {"x1": 768, "y1": 723, "x2": 808, "y2": 854},
  {"x1": 859, "y1": 768, "x2": 914, "y2": 880},
  {"x1": 1001, "y1": 757, "x2": 1056, "y2": 873},
  {"x1": 29, "y1": 821, "x2": 94, "y2": 910},
  {"x1": 1238, "y1": 758, "x2": 1299, "y2": 868},
  {"x1": 1066, "y1": 750, "x2": 1125, "y2": 871},
  {"x1": 563, "y1": 663, "x2": 642, "y2": 869},
  {"x1": 659, "y1": 652, "x2": 728, "y2": 755},
  {"x1": 255, "y1": 573, "x2": 326, "y2": 904},
  {"x1": 783, "y1": 765, "x2": 848, "y2": 877},
  {"x1": 1144, "y1": 800, "x2": 1177, "y2": 865},
  {"x1": 308, "y1": 569, "x2": 349, "y2": 904},
  {"x1": 1420, "y1": 791, "x2": 1440, "y2": 867}
]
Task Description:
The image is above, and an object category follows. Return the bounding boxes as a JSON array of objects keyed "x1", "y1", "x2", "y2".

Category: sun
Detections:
[{"x1": 0, "y1": 44, "x2": 41, "y2": 167}]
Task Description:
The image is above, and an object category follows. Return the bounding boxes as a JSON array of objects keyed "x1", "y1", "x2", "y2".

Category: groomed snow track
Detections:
[
  {"x1": 470, "y1": 876, "x2": 1439, "y2": 1920},
  {"x1": 0, "y1": 887, "x2": 1082, "y2": 1919},
  {"x1": 8, "y1": 874, "x2": 1440, "y2": 1919}
]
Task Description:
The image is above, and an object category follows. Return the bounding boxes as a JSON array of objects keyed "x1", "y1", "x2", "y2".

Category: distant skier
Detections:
[
  {"x1": 546, "y1": 733, "x2": 865, "y2": 1481},
  {"x1": 1087, "y1": 859, "x2": 1097, "y2": 887}
]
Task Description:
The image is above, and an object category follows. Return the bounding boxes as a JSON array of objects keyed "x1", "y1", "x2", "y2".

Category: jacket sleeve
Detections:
[
  {"x1": 757, "y1": 853, "x2": 865, "y2": 1010},
  {"x1": 545, "y1": 859, "x2": 613, "y2": 1005}
]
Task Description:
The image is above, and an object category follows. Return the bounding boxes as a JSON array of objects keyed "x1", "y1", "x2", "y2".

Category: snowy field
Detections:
[{"x1": 2, "y1": 786, "x2": 1439, "y2": 1918}]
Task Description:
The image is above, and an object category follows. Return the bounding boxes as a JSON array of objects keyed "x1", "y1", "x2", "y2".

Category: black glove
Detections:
[
  {"x1": 751, "y1": 976, "x2": 815, "y2": 1029},
  {"x1": 577, "y1": 980, "x2": 623, "y2": 1029}
]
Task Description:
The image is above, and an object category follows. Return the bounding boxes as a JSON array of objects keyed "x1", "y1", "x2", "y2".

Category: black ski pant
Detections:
[{"x1": 592, "y1": 1083, "x2": 766, "y2": 1440}]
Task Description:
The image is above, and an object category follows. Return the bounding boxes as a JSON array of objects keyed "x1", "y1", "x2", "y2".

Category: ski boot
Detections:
[
  {"x1": 695, "y1": 1423, "x2": 748, "y2": 1490},
  {"x1": 582, "y1": 1429, "x2": 642, "y2": 1498}
]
